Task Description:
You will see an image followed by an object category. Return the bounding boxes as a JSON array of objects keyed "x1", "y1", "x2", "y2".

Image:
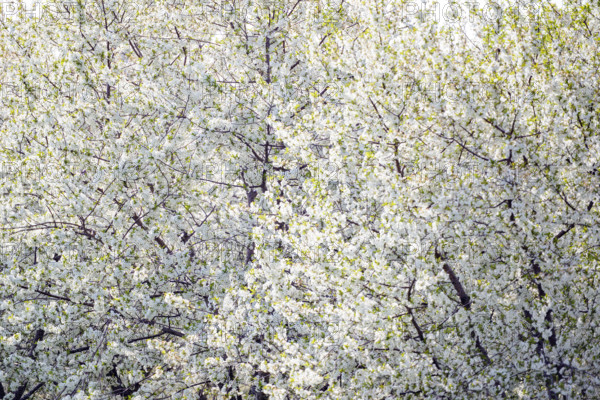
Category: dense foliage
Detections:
[{"x1": 1, "y1": 0, "x2": 599, "y2": 399}]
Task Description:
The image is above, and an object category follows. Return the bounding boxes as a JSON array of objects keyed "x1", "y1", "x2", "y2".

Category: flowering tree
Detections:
[
  {"x1": 1, "y1": 0, "x2": 599, "y2": 399},
  {"x1": 229, "y1": 0, "x2": 600, "y2": 398}
]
